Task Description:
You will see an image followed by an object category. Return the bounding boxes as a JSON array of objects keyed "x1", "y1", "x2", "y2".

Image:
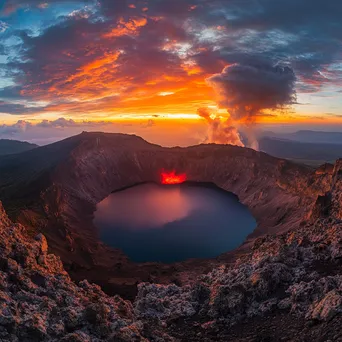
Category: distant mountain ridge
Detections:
[
  {"x1": 259, "y1": 136, "x2": 342, "y2": 166},
  {"x1": 262, "y1": 129, "x2": 342, "y2": 144},
  {"x1": 0, "y1": 139, "x2": 38, "y2": 156}
]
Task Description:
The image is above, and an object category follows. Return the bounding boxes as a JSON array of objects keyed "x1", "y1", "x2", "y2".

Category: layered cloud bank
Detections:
[
  {"x1": 0, "y1": 117, "x2": 206, "y2": 146},
  {"x1": 0, "y1": 0, "x2": 341, "y2": 143},
  {"x1": 0, "y1": 118, "x2": 116, "y2": 144}
]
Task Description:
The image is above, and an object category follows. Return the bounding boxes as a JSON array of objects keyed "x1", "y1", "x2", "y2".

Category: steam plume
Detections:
[
  {"x1": 201, "y1": 61, "x2": 297, "y2": 148},
  {"x1": 197, "y1": 107, "x2": 244, "y2": 147}
]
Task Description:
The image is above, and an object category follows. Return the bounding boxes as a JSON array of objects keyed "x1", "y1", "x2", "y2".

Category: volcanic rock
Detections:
[{"x1": 0, "y1": 203, "x2": 173, "y2": 341}]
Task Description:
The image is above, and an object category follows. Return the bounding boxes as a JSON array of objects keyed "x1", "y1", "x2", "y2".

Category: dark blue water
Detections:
[{"x1": 94, "y1": 183, "x2": 256, "y2": 263}]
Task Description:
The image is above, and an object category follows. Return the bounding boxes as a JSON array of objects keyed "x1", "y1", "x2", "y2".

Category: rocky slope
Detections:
[
  {"x1": 134, "y1": 206, "x2": 342, "y2": 341},
  {"x1": 0, "y1": 160, "x2": 341, "y2": 341},
  {"x1": 0, "y1": 132, "x2": 334, "y2": 298},
  {"x1": 0, "y1": 202, "x2": 173, "y2": 341}
]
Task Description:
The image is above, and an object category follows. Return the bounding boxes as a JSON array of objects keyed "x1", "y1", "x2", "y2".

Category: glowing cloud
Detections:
[{"x1": 197, "y1": 107, "x2": 244, "y2": 147}]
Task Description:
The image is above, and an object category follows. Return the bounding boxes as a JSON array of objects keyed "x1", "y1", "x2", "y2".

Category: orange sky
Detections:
[
  {"x1": 0, "y1": 0, "x2": 342, "y2": 147},
  {"x1": 1, "y1": 13, "x2": 338, "y2": 125}
]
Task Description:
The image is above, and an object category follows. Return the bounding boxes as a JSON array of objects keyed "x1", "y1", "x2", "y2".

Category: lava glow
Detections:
[{"x1": 161, "y1": 170, "x2": 187, "y2": 185}]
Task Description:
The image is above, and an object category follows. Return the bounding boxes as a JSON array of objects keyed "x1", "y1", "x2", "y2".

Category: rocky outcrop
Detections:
[
  {"x1": 0, "y1": 203, "x2": 172, "y2": 341},
  {"x1": 134, "y1": 220, "x2": 342, "y2": 323}
]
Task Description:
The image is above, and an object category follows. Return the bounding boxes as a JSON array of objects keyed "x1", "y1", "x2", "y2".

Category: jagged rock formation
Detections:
[{"x1": 0, "y1": 133, "x2": 333, "y2": 297}]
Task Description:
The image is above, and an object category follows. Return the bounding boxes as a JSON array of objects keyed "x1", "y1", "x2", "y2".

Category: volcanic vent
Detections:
[{"x1": 160, "y1": 170, "x2": 187, "y2": 185}]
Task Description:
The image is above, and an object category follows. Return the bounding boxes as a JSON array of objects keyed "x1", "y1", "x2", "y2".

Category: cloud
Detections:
[
  {"x1": 1, "y1": 0, "x2": 89, "y2": 13},
  {"x1": 7, "y1": 12, "x2": 190, "y2": 109},
  {"x1": 0, "y1": 117, "x2": 109, "y2": 134},
  {"x1": 197, "y1": 107, "x2": 244, "y2": 147},
  {"x1": 144, "y1": 119, "x2": 155, "y2": 128},
  {"x1": 0, "y1": 86, "x2": 28, "y2": 100},
  {"x1": 0, "y1": 21, "x2": 9, "y2": 33},
  {"x1": 0, "y1": 101, "x2": 45, "y2": 114},
  {"x1": 0, "y1": 117, "x2": 202, "y2": 147},
  {"x1": 207, "y1": 61, "x2": 297, "y2": 121},
  {"x1": 36, "y1": 117, "x2": 78, "y2": 127},
  {"x1": 0, "y1": 120, "x2": 32, "y2": 135},
  {"x1": 0, "y1": 118, "x2": 115, "y2": 144},
  {"x1": 0, "y1": 0, "x2": 341, "y2": 120}
]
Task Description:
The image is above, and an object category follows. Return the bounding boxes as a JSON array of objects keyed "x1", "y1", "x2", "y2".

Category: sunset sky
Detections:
[{"x1": 0, "y1": 0, "x2": 342, "y2": 145}]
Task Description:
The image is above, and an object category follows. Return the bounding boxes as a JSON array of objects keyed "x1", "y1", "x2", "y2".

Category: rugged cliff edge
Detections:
[{"x1": 0, "y1": 160, "x2": 341, "y2": 340}]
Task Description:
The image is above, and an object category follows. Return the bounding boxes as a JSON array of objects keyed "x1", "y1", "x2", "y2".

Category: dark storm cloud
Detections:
[
  {"x1": 8, "y1": 16, "x2": 109, "y2": 96},
  {"x1": 98, "y1": 0, "x2": 140, "y2": 17},
  {"x1": 0, "y1": 86, "x2": 29, "y2": 100},
  {"x1": 217, "y1": 0, "x2": 342, "y2": 85},
  {"x1": 98, "y1": 0, "x2": 202, "y2": 19},
  {"x1": 174, "y1": 0, "x2": 342, "y2": 91},
  {"x1": 141, "y1": 0, "x2": 197, "y2": 17},
  {"x1": 0, "y1": 44, "x2": 6, "y2": 55},
  {"x1": 228, "y1": 0, "x2": 342, "y2": 36},
  {"x1": 207, "y1": 61, "x2": 297, "y2": 120}
]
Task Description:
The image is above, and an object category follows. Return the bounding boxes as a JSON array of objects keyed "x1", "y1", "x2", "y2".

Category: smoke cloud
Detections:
[
  {"x1": 201, "y1": 61, "x2": 297, "y2": 148},
  {"x1": 197, "y1": 107, "x2": 244, "y2": 147},
  {"x1": 207, "y1": 62, "x2": 297, "y2": 120}
]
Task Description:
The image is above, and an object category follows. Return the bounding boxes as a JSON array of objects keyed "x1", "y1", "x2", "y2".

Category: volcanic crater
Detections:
[{"x1": 0, "y1": 132, "x2": 332, "y2": 298}]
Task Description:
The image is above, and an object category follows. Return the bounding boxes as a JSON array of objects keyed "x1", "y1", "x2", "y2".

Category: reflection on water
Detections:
[
  {"x1": 97, "y1": 185, "x2": 194, "y2": 229},
  {"x1": 94, "y1": 183, "x2": 256, "y2": 263}
]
